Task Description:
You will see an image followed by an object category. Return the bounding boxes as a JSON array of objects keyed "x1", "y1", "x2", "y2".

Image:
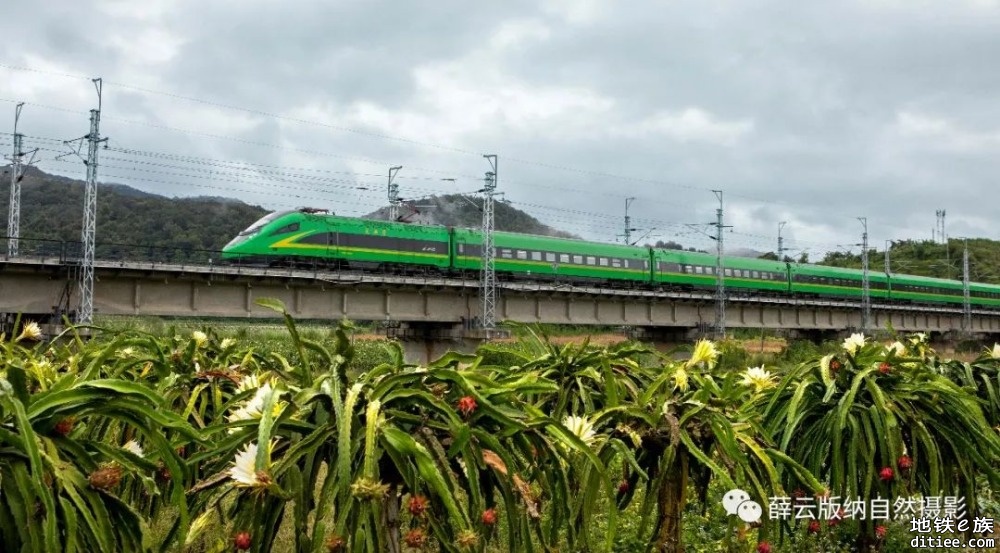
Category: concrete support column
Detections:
[{"x1": 390, "y1": 322, "x2": 483, "y2": 365}]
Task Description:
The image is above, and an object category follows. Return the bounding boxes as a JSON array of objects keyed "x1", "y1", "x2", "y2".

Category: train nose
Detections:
[{"x1": 223, "y1": 235, "x2": 249, "y2": 251}]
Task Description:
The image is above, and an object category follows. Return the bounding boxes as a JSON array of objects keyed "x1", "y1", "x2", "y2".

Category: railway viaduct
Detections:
[{"x1": 2, "y1": 256, "x2": 999, "y2": 362}]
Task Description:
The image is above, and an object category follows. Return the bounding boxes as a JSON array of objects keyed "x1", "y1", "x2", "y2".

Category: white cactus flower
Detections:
[
  {"x1": 16, "y1": 321, "x2": 42, "y2": 342},
  {"x1": 990, "y1": 344, "x2": 1000, "y2": 360},
  {"x1": 740, "y1": 366, "x2": 775, "y2": 393},
  {"x1": 227, "y1": 382, "x2": 284, "y2": 433},
  {"x1": 885, "y1": 341, "x2": 906, "y2": 356},
  {"x1": 842, "y1": 333, "x2": 866, "y2": 355},
  {"x1": 687, "y1": 339, "x2": 719, "y2": 369},
  {"x1": 562, "y1": 414, "x2": 597, "y2": 447},
  {"x1": 229, "y1": 442, "x2": 264, "y2": 487},
  {"x1": 192, "y1": 331, "x2": 208, "y2": 347},
  {"x1": 122, "y1": 439, "x2": 144, "y2": 458},
  {"x1": 236, "y1": 373, "x2": 262, "y2": 393}
]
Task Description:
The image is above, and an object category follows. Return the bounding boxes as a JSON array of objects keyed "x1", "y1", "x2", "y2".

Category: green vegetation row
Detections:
[{"x1": 3, "y1": 303, "x2": 1000, "y2": 552}]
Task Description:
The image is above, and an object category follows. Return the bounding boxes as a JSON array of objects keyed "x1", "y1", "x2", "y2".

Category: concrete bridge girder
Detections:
[{"x1": 4, "y1": 259, "x2": 1000, "y2": 348}]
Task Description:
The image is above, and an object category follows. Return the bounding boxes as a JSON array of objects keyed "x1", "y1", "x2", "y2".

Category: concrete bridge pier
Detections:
[{"x1": 388, "y1": 322, "x2": 496, "y2": 365}]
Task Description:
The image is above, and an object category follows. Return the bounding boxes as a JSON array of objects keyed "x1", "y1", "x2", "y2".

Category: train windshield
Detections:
[{"x1": 238, "y1": 211, "x2": 292, "y2": 237}]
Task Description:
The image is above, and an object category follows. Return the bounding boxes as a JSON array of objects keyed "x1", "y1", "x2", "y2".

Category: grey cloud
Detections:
[{"x1": 1, "y1": 0, "x2": 999, "y2": 255}]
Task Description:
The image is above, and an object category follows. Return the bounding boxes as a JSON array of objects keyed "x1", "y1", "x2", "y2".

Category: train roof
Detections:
[
  {"x1": 243, "y1": 211, "x2": 1000, "y2": 290},
  {"x1": 451, "y1": 226, "x2": 650, "y2": 252},
  {"x1": 889, "y1": 272, "x2": 965, "y2": 287},
  {"x1": 656, "y1": 249, "x2": 788, "y2": 270},
  {"x1": 789, "y1": 262, "x2": 890, "y2": 281}
]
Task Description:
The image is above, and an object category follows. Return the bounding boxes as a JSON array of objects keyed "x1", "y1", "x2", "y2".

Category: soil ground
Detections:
[{"x1": 352, "y1": 331, "x2": 789, "y2": 353}]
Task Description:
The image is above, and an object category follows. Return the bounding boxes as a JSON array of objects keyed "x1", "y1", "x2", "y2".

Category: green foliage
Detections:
[
  {"x1": 763, "y1": 333, "x2": 1000, "y2": 548},
  {"x1": 5, "y1": 313, "x2": 1000, "y2": 552},
  {"x1": 821, "y1": 238, "x2": 1000, "y2": 283}
]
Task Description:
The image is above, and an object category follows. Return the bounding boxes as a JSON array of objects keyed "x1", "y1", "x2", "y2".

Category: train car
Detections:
[
  {"x1": 651, "y1": 249, "x2": 790, "y2": 293},
  {"x1": 888, "y1": 273, "x2": 966, "y2": 306},
  {"x1": 220, "y1": 209, "x2": 452, "y2": 271},
  {"x1": 450, "y1": 228, "x2": 651, "y2": 284},
  {"x1": 789, "y1": 263, "x2": 890, "y2": 300},
  {"x1": 970, "y1": 281, "x2": 1000, "y2": 309}
]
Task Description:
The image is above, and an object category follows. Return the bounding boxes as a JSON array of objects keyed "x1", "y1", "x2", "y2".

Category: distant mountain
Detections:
[
  {"x1": 728, "y1": 247, "x2": 766, "y2": 258},
  {"x1": 365, "y1": 194, "x2": 579, "y2": 239}
]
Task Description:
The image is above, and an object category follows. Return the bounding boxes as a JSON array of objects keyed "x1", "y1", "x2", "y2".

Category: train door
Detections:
[
  {"x1": 326, "y1": 217, "x2": 338, "y2": 261},
  {"x1": 455, "y1": 235, "x2": 468, "y2": 268}
]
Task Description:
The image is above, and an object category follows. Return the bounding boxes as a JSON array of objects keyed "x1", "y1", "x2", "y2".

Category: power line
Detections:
[{"x1": 6, "y1": 127, "x2": 879, "y2": 256}]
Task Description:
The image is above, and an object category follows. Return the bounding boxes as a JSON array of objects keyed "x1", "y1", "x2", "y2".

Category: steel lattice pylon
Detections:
[
  {"x1": 480, "y1": 155, "x2": 498, "y2": 333},
  {"x1": 963, "y1": 242, "x2": 971, "y2": 332},
  {"x1": 7, "y1": 131, "x2": 22, "y2": 257},
  {"x1": 387, "y1": 165, "x2": 402, "y2": 221},
  {"x1": 78, "y1": 107, "x2": 102, "y2": 324},
  {"x1": 859, "y1": 217, "x2": 870, "y2": 332},
  {"x1": 70, "y1": 78, "x2": 107, "y2": 325},
  {"x1": 713, "y1": 190, "x2": 727, "y2": 339}
]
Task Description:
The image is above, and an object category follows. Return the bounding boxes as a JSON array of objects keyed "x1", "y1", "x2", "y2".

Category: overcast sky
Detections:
[{"x1": 1, "y1": 0, "x2": 997, "y2": 260}]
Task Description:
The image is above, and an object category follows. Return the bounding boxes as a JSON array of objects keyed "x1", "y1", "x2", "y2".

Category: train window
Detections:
[
  {"x1": 269, "y1": 222, "x2": 300, "y2": 236},
  {"x1": 560, "y1": 254, "x2": 569, "y2": 263},
  {"x1": 725, "y1": 269, "x2": 732, "y2": 276},
  {"x1": 545, "y1": 252, "x2": 555, "y2": 262},
  {"x1": 612, "y1": 259, "x2": 621, "y2": 268},
  {"x1": 644, "y1": 260, "x2": 649, "y2": 269},
  {"x1": 457, "y1": 244, "x2": 465, "y2": 253},
  {"x1": 695, "y1": 266, "x2": 704, "y2": 274},
  {"x1": 586, "y1": 256, "x2": 596, "y2": 265},
  {"x1": 516, "y1": 250, "x2": 527, "y2": 260},
  {"x1": 501, "y1": 249, "x2": 512, "y2": 259},
  {"x1": 751, "y1": 271, "x2": 759, "y2": 279},
  {"x1": 531, "y1": 251, "x2": 542, "y2": 261},
  {"x1": 573, "y1": 255, "x2": 583, "y2": 264},
  {"x1": 599, "y1": 257, "x2": 608, "y2": 266}
]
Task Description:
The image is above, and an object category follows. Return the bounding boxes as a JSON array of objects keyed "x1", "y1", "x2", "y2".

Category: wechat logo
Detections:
[{"x1": 723, "y1": 488, "x2": 762, "y2": 523}]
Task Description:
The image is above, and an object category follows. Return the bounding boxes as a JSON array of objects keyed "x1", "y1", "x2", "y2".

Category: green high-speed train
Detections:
[{"x1": 220, "y1": 208, "x2": 1000, "y2": 308}]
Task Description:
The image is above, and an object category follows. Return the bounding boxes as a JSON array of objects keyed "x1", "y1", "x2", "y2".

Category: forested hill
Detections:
[
  {"x1": 0, "y1": 167, "x2": 270, "y2": 254},
  {"x1": 816, "y1": 239, "x2": 1000, "y2": 285}
]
